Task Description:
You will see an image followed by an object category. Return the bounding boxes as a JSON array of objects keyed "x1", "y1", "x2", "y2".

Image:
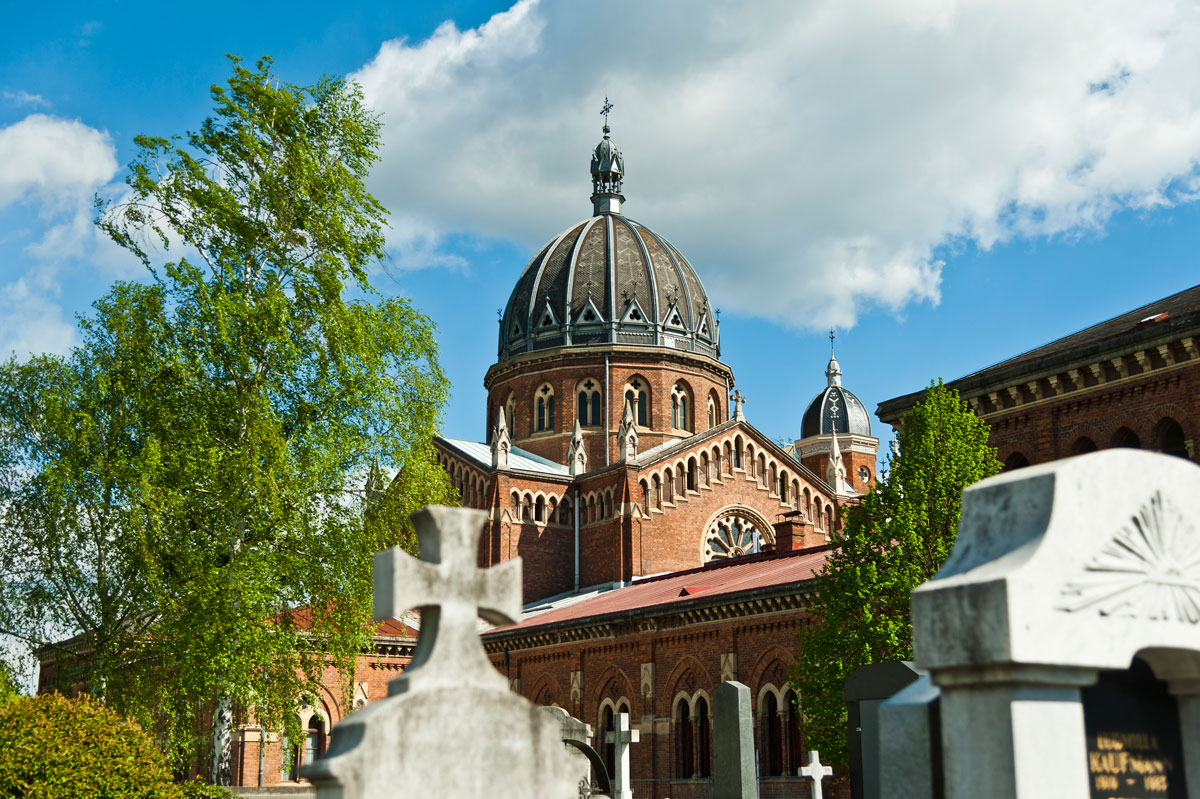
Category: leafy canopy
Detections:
[
  {"x1": 1, "y1": 56, "x2": 453, "y2": 777},
  {"x1": 788, "y1": 380, "x2": 1001, "y2": 767}
]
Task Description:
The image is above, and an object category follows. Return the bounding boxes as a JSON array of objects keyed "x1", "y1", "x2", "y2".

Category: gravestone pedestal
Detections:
[
  {"x1": 304, "y1": 507, "x2": 576, "y2": 799},
  {"x1": 713, "y1": 681, "x2": 757, "y2": 799},
  {"x1": 879, "y1": 451, "x2": 1200, "y2": 799}
]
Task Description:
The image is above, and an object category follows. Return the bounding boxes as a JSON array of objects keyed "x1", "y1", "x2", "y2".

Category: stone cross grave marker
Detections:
[
  {"x1": 713, "y1": 681, "x2": 758, "y2": 799},
  {"x1": 879, "y1": 449, "x2": 1200, "y2": 799},
  {"x1": 304, "y1": 506, "x2": 577, "y2": 799},
  {"x1": 605, "y1": 711, "x2": 640, "y2": 799},
  {"x1": 799, "y1": 750, "x2": 833, "y2": 799}
]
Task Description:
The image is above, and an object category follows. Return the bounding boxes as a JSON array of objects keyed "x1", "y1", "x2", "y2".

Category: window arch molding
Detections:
[
  {"x1": 534, "y1": 383, "x2": 556, "y2": 433},
  {"x1": 671, "y1": 380, "x2": 694, "y2": 432},
  {"x1": 623, "y1": 375, "x2": 651, "y2": 427},
  {"x1": 700, "y1": 505, "x2": 776, "y2": 562}
]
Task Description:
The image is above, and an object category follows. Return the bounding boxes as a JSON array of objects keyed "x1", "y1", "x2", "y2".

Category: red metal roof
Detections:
[{"x1": 489, "y1": 547, "x2": 830, "y2": 635}]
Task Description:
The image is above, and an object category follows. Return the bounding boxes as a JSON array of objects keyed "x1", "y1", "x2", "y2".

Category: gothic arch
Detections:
[
  {"x1": 747, "y1": 645, "x2": 795, "y2": 693},
  {"x1": 593, "y1": 663, "x2": 638, "y2": 712},
  {"x1": 665, "y1": 654, "x2": 715, "y2": 703},
  {"x1": 531, "y1": 673, "x2": 565, "y2": 707}
]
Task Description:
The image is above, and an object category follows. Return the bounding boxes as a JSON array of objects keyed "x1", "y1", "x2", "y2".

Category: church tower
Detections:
[{"x1": 794, "y1": 344, "x2": 879, "y2": 494}]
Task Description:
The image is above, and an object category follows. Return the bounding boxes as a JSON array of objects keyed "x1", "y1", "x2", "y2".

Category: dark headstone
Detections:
[
  {"x1": 1082, "y1": 659, "x2": 1187, "y2": 799},
  {"x1": 844, "y1": 661, "x2": 924, "y2": 799}
]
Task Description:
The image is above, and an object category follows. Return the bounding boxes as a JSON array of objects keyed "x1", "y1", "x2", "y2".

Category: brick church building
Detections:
[
  {"x1": 427, "y1": 121, "x2": 878, "y2": 798},
  {"x1": 189, "y1": 121, "x2": 879, "y2": 792}
]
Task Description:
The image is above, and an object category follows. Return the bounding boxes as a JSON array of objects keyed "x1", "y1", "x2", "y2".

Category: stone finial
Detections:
[
  {"x1": 827, "y1": 429, "x2": 849, "y2": 495},
  {"x1": 618, "y1": 400, "x2": 638, "y2": 463},
  {"x1": 567, "y1": 419, "x2": 588, "y2": 475},
  {"x1": 306, "y1": 507, "x2": 576, "y2": 798},
  {"x1": 730, "y1": 389, "x2": 747, "y2": 421},
  {"x1": 492, "y1": 406, "x2": 510, "y2": 470}
]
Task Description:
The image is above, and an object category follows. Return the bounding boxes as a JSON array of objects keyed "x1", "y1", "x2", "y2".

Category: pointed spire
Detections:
[
  {"x1": 365, "y1": 457, "x2": 385, "y2": 503},
  {"x1": 491, "y1": 406, "x2": 510, "y2": 470},
  {"x1": 617, "y1": 400, "x2": 639, "y2": 463},
  {"x1": 826, "y1": 328, "x2": 843, "y2": 387},
  {"x1": 590, "y1": 99, "x2": 625, "y2": 215},
  {"x1": 567, "y1": 419, "x2": 588, "y2": 476}
]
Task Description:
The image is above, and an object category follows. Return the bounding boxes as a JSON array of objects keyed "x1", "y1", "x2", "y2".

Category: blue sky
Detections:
[{"x1": 2, "y1": 0, "x2": 1199, "y2": 461}]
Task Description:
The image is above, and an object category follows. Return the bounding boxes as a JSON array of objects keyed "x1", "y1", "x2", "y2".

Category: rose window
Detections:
[{"x1": 704, "y1": 512, "x2": 765, "y2": 561}]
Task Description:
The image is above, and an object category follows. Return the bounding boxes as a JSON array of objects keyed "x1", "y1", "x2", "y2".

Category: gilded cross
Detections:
[
  {"x1": 799, "y1": 750, "x2": 833, "y2": 799},
  {"x1": 374, "y1": 506, "x2": 521, "y2": 693}
]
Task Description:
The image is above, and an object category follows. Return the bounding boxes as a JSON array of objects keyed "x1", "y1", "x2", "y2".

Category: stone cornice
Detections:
[
  {"x1": 879, "y1": 330, "x2": 1200, "y2": 426},
  {"x1": 484, "y1": 343, "x2": 734, "y2": 390}
]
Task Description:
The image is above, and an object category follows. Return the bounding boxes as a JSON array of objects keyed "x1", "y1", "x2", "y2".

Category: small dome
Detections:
[{"x1": 801, "y1": 353, "x2": 872, "y2": 437}]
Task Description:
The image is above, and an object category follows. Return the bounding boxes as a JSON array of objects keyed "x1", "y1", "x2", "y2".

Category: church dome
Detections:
[
  {"x1": 497, "y1": 123, "x2": 719, "y2": 362},
  {"x1": 800, "y1": 353, "x2": 872, "y2": 437}
]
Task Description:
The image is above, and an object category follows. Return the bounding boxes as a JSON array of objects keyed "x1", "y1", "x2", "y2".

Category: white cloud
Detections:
[
  {"x1": 0, "y1": 270, "x2": 77, "y2": 358},
  {"x1": 0, "y1": 114, "x2": 117, "y2": 210},
  {"x1": 352, "y1": 0, "x2": 1200, "y2": 329},
  {"x1": 3, "y1": 90, "x2": 50, "y2": 109}
]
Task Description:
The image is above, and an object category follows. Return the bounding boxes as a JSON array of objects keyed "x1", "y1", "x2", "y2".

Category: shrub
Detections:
[
  {"x1": 178, "y1": 780, "x2": 236, "y2": 799},
  {"x1": 0, "y1": 693, "x2": 180, "y2": 798}
]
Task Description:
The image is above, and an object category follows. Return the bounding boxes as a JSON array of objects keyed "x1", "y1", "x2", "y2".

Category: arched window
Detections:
[
  {"x1": 676, "y1": 700, "x2": 694, "y2": 778},
  {"x1": 723, "y1": 442, "x2": 732, "y2": 473},
  {"x1": 687, "y1": 458, "x2": 697, "y2": 491},
  {"x1": 1071, "y1": 436, "x2": 1098, "y2": 455},
  {"x1": 671, "y1": 382, "x2": 692, "y2": 432},
  {"x1": 652, "y1": 474, "x2": 662, "y2": 510},
  {"x1": 522, "y1": 494, "x2": 532, "y2": 522},
  {"x1": 1113, "y1": 427, "x2": 1141, "y2": 449},
  {"x1": 763, "y1": 691, "x2": 782, "y2": 776},
  {"x1": 778, "y1": 470, "x2": 788, "y2": 502},
  {"x1": 696, "y1": 697, "x2": 711, "y2": 778},
  {"x1": 624, "y1": 377, "x2": 649, "y2": 427},
  {"x1": 784, "y1": 689, "x2": 803, "y2": 774},
  {"x1": 734, "y1": 436, "x2": 743, "y2": 469},
  {"x1": 558, "y1": 498, "x2": 572, "y2": 525},
  {"x1": 700, "y1": 452, "x2": 710, "y2": 486},
  {"x1": 601, "y1": 704, "x2": 616, "y2": 781},
  {"x1": 707, "y1": 394, "x2": 717, "y2": 429},
  {"x1": 576, "y1": 378, "x2": 602, "y2": 427},
  {"x1": 640, "y1": 479, "x2": 650, "y2": 508},
  {"x1": 1160, "y1": 419, "x2": 1188, "y2": 458},
  {"x1": 1003, "y1": 452, "x2": 1030, "y2": 472},
  {"x1": 664, "y1": 468, "x2": 674, "y2": 502},
  {"x1": 535, "y1": 384, "x2": 555, "y2": 432},
  {"x1": 303, "y1": 715, "x2": 325, "y2": 769},
  {"x1": 535, "y1": 496, "x2": 545, "y2": 522}
]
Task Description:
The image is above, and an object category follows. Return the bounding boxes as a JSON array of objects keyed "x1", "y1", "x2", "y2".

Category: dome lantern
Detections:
[
  {"x1": 801, "y1": 342, "x2": 871, "y2": 438},
  {"x1": 590, "y1": 98, "x2": 625, "y2": 215}
]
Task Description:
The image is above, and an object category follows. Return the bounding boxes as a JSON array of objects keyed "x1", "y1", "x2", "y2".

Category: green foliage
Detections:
[
  {"x1": 178, "y1": 779, "x2": 236, "y2": 799},
  {"x1": 0, "y1": 55, "x2": 453, "y2": 781},
  {"x1": 0, "y1": 693, "x2": 180, "y2": 798},
  {"x1": 788, "y1": 380, "x2": 1001, "y2": 767},
  {"x1": 0, "y1": 662, "x2": 19, "y2": 705}
]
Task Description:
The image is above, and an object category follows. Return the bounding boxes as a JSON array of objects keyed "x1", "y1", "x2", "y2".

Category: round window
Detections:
[{"x1": 858, "y1": 466, "x2": 871, "y2": 483}]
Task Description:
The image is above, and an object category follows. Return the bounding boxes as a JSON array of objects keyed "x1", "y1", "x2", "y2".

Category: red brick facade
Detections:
[{"x1": 878, "y1": 286, "x2": 1200, "y2": 472}]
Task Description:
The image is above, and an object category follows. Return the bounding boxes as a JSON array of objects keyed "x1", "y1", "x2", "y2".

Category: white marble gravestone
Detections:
[
  {"x1": 605, "y1": 712, "x2": 639, "y2": 799},
  {"x1": 304, "y1": 506, "x2": 577, "y2": 799},
  {"x1": 885, "y1": 450, "x2": 1200, "y2": 799}
]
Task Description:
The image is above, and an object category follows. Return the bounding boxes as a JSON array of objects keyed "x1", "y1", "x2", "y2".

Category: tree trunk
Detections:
[{"x1": 211, "y1": 690, "x2": 234, "y2": 785}]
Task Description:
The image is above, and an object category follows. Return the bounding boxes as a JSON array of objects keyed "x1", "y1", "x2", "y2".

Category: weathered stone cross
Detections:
[
  {"x1": 373, "y1": 506, "x2": 522, "y2": 694},
  {"x1": 799, "y1": 750, "x2": 833, "y2": 799},
  {"x1": 605, "y1": 712, "x2": 640, "y2": 799},
  {"x1": 730, "y1": 389, "x2": 747, "y2": 420}
]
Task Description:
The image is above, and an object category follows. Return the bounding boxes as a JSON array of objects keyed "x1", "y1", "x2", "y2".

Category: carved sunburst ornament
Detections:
[{"x1": 1058, "y1": 490, "x2": 1200, "y2": 623}]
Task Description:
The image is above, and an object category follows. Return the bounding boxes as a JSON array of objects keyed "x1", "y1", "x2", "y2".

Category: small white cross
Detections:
[
  {"x1": 604, "y1": 712, "x2": 640, "y2": 799},
  {"x1": 730, "y1": 389, "x2": 747, "y2": 421},
  {"x1": 799, "y1": 749, "x2": 833, "y2": 799}
]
